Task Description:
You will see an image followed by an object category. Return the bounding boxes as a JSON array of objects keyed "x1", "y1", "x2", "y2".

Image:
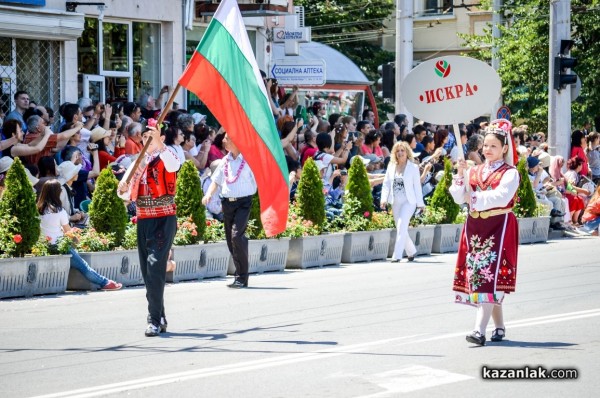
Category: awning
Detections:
[
  {"x1": 272, "y1": 41, "x2": 371, "y2": 86},
  {"x1": 0, "y1": 5, "x2": 84, "y2": 41}
]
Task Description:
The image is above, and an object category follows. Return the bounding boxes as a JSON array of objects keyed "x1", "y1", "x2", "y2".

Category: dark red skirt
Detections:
[
  {"x1": 453, "y1": 212, "x2": 519, "y2": 306},
  {"x1": 565, "y1": 193, "x2": 585, "y2": 212}
]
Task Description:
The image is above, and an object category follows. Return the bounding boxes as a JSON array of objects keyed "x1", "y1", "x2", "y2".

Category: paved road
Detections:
[{"x1": 1, "y1": 237, "x2": 598, "y2": 398}]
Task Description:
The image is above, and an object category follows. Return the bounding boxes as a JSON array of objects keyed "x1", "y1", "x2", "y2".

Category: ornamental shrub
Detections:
[
  {"x1": 88, "y1": 168, "x2": 128, "y2": 246},
  {"x1": 295, "y1": 157, "x2": 325, "y2": 230},
  {"x1": 429, "y1": 158, "x2": 460, "y2": 224},
  {"x1": 343, "y1": 155, "x2": 374, "y2": 223},
  {"x1": 247, "y1": 193, "x2": 266, "y2": 239},
  {"x1": 0, "y1": 158, "x2": 40, "y2": 257},
  {"x1": 175, "y1": 160, "x2": 205, "y2": 243},
  {"x1": 513, "y1": 158, "x2": 536, "y2": 218}
]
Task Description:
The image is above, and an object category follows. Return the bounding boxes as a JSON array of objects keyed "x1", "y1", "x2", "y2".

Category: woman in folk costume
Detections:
[{"x1": 449, "y1": 118, "x2": 520, "y2": 346}]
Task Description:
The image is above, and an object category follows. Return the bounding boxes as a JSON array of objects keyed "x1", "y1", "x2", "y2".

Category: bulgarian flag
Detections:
[{"x1": 179, "y1": 0, "x2": 288, "y2": 237}]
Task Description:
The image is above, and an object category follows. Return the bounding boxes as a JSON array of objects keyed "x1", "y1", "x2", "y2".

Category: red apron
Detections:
[{"x1": 453, "y1": 163, "x2": 519, "y2": 306}]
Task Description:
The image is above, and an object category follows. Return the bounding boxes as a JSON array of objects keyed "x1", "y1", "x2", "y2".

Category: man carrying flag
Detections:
[
  {"x1": 179, "y1": 0, "x2": 289, "y2": 242},
  {"x1": 202, "y1": 133, "x2": 255, "y2": 288}
]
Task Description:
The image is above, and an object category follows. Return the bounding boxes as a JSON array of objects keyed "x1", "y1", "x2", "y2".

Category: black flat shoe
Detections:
[
  {"x1": 228, "y1": 281, "x2": 248, "y2": 289},
  {"x1": 407, "y1": 256, "x2": 415, "y2": 262},
  {"x1": 390, "y1": 259, "x2": 400, "y2": 263},
  {"x1": 466, "y1": 331, "x2": 486, "y2": 346},
  {"x1": 491, "y1": 328, "x2": 505, "y2": 342}
]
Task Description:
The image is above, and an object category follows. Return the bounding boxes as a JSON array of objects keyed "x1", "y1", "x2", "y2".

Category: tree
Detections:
[
  {"x1": 343, "y1": 155, "x2": 374, "y2": 219},
  {"x1": 295, "y1": 157, "x2": 325, "y2": 229},
  {"x1": 175, "y1": 160, "x2": 205, "y2": 243},
  {"x1": 429, "y1": 158, "x2": 460, "y2": 224},
  {"x1": 459, "y1": 0, "x2": 600, "y2": 131},
  {"x1": 295, "y1": 0, "x2": 396, "y2": 122},
  {"x1": 0, "y1": 158, "x2": 40, "y2": 257},
  {"x1": 512, "y1": 158, "x2": 537, "y2": 218},
  {"x1": 89, "y1": 168, "x2": 128, "y2": 246}
]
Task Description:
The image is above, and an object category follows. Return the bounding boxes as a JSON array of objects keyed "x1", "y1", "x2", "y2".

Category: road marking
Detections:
[
  {"x1": 31, "y1": 308, "x2": 600, "y2": 398},
  {"x1": 360, "y1": 366, "x2": 473, "y2": 397}
]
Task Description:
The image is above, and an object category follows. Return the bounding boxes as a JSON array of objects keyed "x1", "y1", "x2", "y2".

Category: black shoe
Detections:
[
  {"x1": 407, "y1": 256, "x2": 415, "y2": 262},
  {"x1": 390, "y1": 258, "x2": 400, "y2": 263},
  {"x1": 550, "y1": 222, "x2": 566, "y2": 231},
  {"x1": 159, "y1": 317, "x2": 168, "y2": 333},
  {"x1": 491, "y1": 328, "x2": 505, "y2": 342},
  {"x1": 466, "y1": 331, "x2": 486, "y2": 346},
  {"x1": 228, "y1": 280, "x2": 248, "y2": 289},
  {"x1": 145, "y1": 324, "x2": 160, "y2": 337}
]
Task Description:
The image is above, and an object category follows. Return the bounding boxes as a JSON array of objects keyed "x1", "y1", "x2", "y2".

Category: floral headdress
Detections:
[{"x1": 485, "y1": 118, "x2": 518, "y2": 166}]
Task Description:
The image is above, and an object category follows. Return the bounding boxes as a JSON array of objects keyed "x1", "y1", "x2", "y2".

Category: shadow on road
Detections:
[{"x1": 489, "y1": 340, "x2": 578, "y2": 349}]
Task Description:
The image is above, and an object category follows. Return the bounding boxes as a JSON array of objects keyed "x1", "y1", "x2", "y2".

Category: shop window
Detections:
[
  {"x1": 133, "y1": 22, "x2": 161, "y2": 104},
  {"x1": 78, "y1": 18, "x2": 99, "y2": 75},
  {"x1": 0, "y1": 37, "x2": 60, "y2": 130},
  {"x1": 421, "y1": 0, "x2": 453, "y2": 16}
]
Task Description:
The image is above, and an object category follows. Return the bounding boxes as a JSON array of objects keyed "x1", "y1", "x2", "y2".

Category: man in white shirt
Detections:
[{"x1": 202, "y1": 134, "x2": 257, "y2": 289}]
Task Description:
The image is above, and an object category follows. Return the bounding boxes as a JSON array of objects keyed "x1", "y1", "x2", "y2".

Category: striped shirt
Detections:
[{"x1": 212, "y1": 152, "x2": 257, "y2": 198}]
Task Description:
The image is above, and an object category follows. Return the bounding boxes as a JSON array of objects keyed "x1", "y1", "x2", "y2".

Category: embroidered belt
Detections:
[
  {"x1": 137, "y1": 195, "x2": 175, "y2": 208},
  {"x1": 469, "y1": 208, "x2": 512, "y2": 219}
]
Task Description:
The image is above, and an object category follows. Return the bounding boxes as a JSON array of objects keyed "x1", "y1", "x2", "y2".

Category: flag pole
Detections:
[{"x1": 125, "y1": 83, "x2": 182, "y2": 184}]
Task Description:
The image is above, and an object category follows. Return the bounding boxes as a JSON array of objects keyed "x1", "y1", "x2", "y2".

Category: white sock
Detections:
[
  {"x1": 474, "y1": 303, "x2": 494, "y2": 335},
  {"x1": 492, "y1": 304, "x2": 505, "y2": 330}
]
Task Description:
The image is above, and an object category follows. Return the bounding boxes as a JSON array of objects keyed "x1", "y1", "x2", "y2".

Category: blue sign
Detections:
[
  {"x1": 0, "y1": 0, "x2": 45, "y2": 5},
  {"x1": 496, "y1": 105, "x2": 511, "y2": 121}
]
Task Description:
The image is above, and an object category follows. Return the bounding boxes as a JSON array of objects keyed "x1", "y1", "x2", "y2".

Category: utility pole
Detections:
[
  {"x1": 491, "y1": 0, "x2": 503, "y2": 116},
  {"x1": 396, "y1": 0, "x2": 413, "y2": 127},
  {"x1": 548, "y1": 0, "x2": 571, "y2": 161}
]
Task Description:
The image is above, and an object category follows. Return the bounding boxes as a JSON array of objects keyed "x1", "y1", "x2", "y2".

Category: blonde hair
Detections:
[{"x1": 389, "y1": 141, "x2": 413, "y2": 165}]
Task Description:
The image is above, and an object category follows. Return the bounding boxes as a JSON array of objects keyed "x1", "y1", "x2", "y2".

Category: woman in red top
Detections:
[
  {"x1": 207, "y1": 130, "x2": 228, "y2": 165},
  {"x1": 570, "y1": 130, "x2": 589, "y2": 177}
]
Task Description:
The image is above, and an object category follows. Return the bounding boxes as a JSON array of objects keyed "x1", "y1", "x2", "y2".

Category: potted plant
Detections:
[
  {"x1": 175, "y1": 160, "x2": 205, "y2": 243},
  {"x1": 429, "y1": 158, "x2": 464, "y2": 253},
  {"x1": 339, "y1": 157, "x2": 390, "y2": 263},
  {"x1": 232, "y1": 193, "x2": 290, "y2": 275},
  {"x1": 0, "y1": 158, "x2": 70, "y2": 298},
  {"x1": 407, "y1": 206, "x2": 444, "y2": 257},
  {"x1": 286, "y1": 158, "x2": 344, "y2": 269},
  {"x1": 513, "y1": 158, "x2": 550, "y2": 243},
  {"x1": 88, "y1": 168, "x2": 128, "y2": 246}
]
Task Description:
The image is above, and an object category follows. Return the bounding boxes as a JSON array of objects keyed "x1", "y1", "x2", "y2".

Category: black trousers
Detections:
[
  {"x1": 222, "y1": 196, "x2": 251, "y2": 283},
  {"x1": 137, "y1": 215, "x2": 177, "y2": 326}
]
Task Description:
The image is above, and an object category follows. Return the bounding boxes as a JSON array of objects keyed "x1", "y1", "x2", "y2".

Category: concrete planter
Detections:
[
  {"x1": 432, "y1": 224, "x2": 463, "y2": 253},
  {"x1": 286, "y1": 233, "x2": 345, "y2": 269},
  {"x1": 518, "y1": 216, "x2": 551, "y2": 244},
  {"x1": 0, "y1": 255, "x2": 71, "y2": 299},
  {"x1": 69, "y1": 250, "x2": 143, "y2": 290},
  {"x1": 342, "y1": 229, "x2": 391, "y2": 263},
  {"x1": 228, "y1": 238, "x2": 290, "y2": 275},
  {"x1": 407, "y1": 225, "x2": 435, "y2": 256},
  {"x1": 167, "y1": 242, "x2": 230, "y2": 282}
]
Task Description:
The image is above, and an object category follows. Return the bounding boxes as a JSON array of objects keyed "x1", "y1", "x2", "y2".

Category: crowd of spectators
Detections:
[{"x1": 1, "y1": 83, "x2": 600, "y2": 236}]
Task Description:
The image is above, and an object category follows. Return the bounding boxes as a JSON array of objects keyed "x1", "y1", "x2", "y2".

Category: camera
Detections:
[{"x1": 340, "y1": 170, "x2": 348, "y2": 176}]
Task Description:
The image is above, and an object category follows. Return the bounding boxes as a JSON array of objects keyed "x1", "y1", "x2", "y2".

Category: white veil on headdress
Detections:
[{"x1": 485, "y1": 118, "x2": 518, "y2": 166}]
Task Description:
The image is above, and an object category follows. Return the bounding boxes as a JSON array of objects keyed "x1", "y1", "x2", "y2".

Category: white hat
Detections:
[
  {"x1": 24, "y1": 168, "x2": 39, "y2": 186},
  {"x1": 192, "y1": 113, "x2": 207, "y2": 124},
  {"x1": 90, "y1": 127, "x2": 110, "y2": 143},
  {"x1": 57, "y1": 160, "x2": 82, "y2": 184},
  {"x1": 0, "y1": 156, "x2": 14, "y2": 174}
]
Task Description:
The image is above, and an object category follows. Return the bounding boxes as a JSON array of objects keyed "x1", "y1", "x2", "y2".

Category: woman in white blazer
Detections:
[{"x1": 380, "y1": 141, "x2": 425, "y2": 262}]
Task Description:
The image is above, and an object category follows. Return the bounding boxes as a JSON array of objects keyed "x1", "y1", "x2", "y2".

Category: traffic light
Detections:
[
  {"x1": 377, "y1": 63, "x2": 395, "y2": 100},
  {"x1": 554, "y1": 39, "x2": 577, "y2": 91}
]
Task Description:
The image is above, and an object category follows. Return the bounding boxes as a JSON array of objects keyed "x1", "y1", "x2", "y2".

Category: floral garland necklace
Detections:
[{"x1": 224, "y1": 155, "x2": 246, "y2": 184}]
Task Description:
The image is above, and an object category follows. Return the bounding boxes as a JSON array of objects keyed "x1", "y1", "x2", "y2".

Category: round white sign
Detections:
[{"x1": 400, "y1": 56, "x2": 501, "y2": 125}]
